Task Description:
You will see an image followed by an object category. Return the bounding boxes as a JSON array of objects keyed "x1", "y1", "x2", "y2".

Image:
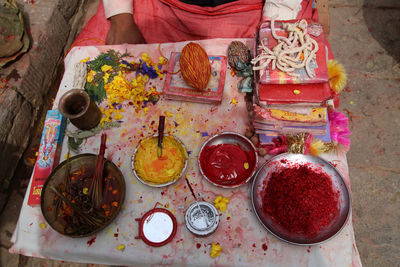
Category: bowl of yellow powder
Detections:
[{"x1": 132, "y1": 135, "x2": 188, "y2": 187}]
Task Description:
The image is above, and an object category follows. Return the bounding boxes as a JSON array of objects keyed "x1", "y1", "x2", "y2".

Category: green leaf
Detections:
[{"x1": 68, "y1": 136, "x2": 83, "y2": 153}]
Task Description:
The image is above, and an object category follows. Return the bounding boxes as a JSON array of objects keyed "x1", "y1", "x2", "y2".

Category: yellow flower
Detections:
[
  {"x1": 210, "y1": 243, "x2": 222, "y2": 258},
  {"x1": 87, "y1": 70, "x2": 96, "y2": 83},
  {"x1": 101, "y1": 65, "x2": 113, "y2": 72},
  {"x1": 231, "y1": 98, "x2": 238, "y2": 105},
  {"x1": 114, "y1": 112, "x2": 123, "y2": 120},
  {"x1": 158, "y1": 56, "x2": 168, "y2": 65},
  {"x1": 103, "y1": 72, "x2": 110, "y2": 84},
  {"x1": 141, "y1": 52, "x2": 151, "y2": 63},
  {"x1": 80, "y1": 57, "x2": 90, "y2": 63},
  {"x1": 214, "y1": 196, "x2": 229, "y2": 213}
]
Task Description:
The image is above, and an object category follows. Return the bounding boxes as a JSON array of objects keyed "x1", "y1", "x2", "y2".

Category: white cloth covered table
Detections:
[{"x1": 11, "y1": 39, "x2": 362, "y2": 266}]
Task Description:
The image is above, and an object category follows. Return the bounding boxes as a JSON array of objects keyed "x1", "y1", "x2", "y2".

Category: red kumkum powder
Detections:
[
  {"x1": 199, "y1": 143, "x2": 256, "y2": 186},
  {"x1": 263, "y1": 165, "x2": 339, "y2": 237}
]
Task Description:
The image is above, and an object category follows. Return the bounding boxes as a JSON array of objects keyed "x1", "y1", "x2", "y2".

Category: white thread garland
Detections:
[{"x1": 251, "y1": 19, "x2": 319, "y2": 78}]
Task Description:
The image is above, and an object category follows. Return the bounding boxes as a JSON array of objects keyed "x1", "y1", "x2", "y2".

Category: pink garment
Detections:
[
  {"x1": 73, "y1": 0, "x2": 265, "y2": 46},
  {"x1": 71, "y1": 0, "x2": 332, "y2": 57}
]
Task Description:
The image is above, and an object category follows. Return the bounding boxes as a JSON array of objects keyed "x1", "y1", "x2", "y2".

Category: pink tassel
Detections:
[
  {"x1": 303, "y1": 133, "x2": 313, "y2": 155},
  {"x1": 264, "y1": 136, "x2": 288, "y2": 155},
  {"x1": 328, "y1": 110, "x2": 351, "y2": 149}
]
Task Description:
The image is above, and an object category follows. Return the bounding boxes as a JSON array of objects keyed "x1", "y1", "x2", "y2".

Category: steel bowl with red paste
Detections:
[
  {"x1": 263, "y1": 164, "x2": 340, "y2": 237},
  {"x1": 198, "y1": 132, "x2": 258, "y2": 188}
]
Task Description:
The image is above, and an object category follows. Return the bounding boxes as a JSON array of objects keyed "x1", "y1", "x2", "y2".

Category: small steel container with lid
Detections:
[{"x1": 185, "y1": 201, "x2": 220, "y2": 236}]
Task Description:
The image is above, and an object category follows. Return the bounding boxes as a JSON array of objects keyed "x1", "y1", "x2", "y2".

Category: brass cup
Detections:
[{"x1": 58, "y1": 89, "x2": 101, "y2": 130}]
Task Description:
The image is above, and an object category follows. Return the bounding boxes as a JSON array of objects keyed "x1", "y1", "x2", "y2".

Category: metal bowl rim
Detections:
[
  {"x1": 131, "y1": 134, "x2": 189, "y2": 188},
  {"x1": 250, "y1": 152, "x2": 352, "y2": 246},
  {"x1": 197, "y1": 131, "x2": 259, "y2": 189}
]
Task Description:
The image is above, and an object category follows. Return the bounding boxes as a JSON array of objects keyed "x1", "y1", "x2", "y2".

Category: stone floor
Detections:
[{"x1": 1, "y1": 0, "x2": 399, "y2": 266}]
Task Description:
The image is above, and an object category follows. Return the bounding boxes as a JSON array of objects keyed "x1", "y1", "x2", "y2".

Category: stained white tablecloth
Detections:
[{"x1": 11, "y1": 39, "x2": 362, "y2": 267}]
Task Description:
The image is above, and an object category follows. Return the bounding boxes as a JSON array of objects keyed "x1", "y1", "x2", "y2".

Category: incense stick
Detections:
[{"x1": 185, "y1": 177, "x2": 209, "y2": 227}]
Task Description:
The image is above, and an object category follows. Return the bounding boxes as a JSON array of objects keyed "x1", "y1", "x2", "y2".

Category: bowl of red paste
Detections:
[
  {"x1": 251, "y1": 153, "x2": 351, "y2": 245},
  {"x1": 198, "y1": 132, "x2": 258, "y2": 188}
]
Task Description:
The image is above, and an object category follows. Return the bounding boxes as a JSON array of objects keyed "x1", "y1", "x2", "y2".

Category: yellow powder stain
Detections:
[
  {"x1": 210, "y1": 243, "x2": 222, "y2": 258},
  {"x1": 117, "y1": 244, "x2": 125, "y2": 251},
  {"x1": 39, "y1": 222, "x2": 47, "y2": 229},
  {"x1": 293, "y1": 89, "x2": 301, "y2": 95},
  {"x1": 165, "y1": 111, "x2": 173, "y2": 117},
  {"x1": 231, "y1": 98, "x2": 238, "y2": 105},
  {"x1": 64, "y1": 152, "x2": 71, "y2": 160}
]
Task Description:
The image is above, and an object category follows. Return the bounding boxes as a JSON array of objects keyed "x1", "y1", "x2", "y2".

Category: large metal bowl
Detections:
[
  {"x1": 131, "y1": 134, "x2": 188, "y2": 188},
  {"x1": 41, "y1": 154, "x2": 126, "y2": 238},
  {"x1": 251, "y1": 153, "x2": 351, "y2": 245},
  {"x1": 198, "y1": 132, "x2": 258, "y2": 188}
]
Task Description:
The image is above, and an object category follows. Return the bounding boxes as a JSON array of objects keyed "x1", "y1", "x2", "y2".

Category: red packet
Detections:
[
  {"x1": 258, "y1": 82, "x2": 333, "y2": 105},
  {"x1": 163, "y1": 52, "x2": 227, "y2": 104},
  {"x1": 28, "y1": 110, "x2": 66, "y2": 206}
]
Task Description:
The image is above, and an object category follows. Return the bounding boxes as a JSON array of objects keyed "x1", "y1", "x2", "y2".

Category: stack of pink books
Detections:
[{"x1": 253, "y1": 20, "x2": 333, "y2": 144}]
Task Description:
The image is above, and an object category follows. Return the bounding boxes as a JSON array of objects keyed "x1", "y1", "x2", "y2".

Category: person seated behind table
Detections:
[{"x1": 102, "y1": 0, "x2": 324, "y2": 45}]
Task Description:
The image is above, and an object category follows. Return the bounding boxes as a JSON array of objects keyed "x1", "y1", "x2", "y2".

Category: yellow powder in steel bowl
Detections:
[{"x1": 134, "y1": 136, "x2": 187, "y2": 185}]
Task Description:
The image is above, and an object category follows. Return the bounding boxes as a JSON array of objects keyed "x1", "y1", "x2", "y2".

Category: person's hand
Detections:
[{"x1": 106, "y1": 13, "x2": 145, "y2": 45}]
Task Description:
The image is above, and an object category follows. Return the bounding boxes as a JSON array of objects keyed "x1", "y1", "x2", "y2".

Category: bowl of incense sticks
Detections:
[{"x1": 41, "y1": 153, "x2": 126, "y2": 237}]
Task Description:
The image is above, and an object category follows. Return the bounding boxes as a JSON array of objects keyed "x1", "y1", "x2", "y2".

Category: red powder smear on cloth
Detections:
[
  {"x1": 87, "y1": 236, "x2": 96, "y2": 247},
  {"x1": 199, "y1": 143, "x2": 256, "y2": 186},
  {"x1": 262, "y1": 243, "x2": 268, "y2": 251},
  {"x1": 263, "y1": 165, "x2": 339, "y2": 237}
]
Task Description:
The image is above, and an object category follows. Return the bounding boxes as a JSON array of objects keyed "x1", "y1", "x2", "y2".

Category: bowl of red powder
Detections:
[
  {"x1": 251, "y1": 153, "x2": 351, "y2": 245},
  {"x1": 198, "y1": 132, "x2": 258, "y2": 188}
]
